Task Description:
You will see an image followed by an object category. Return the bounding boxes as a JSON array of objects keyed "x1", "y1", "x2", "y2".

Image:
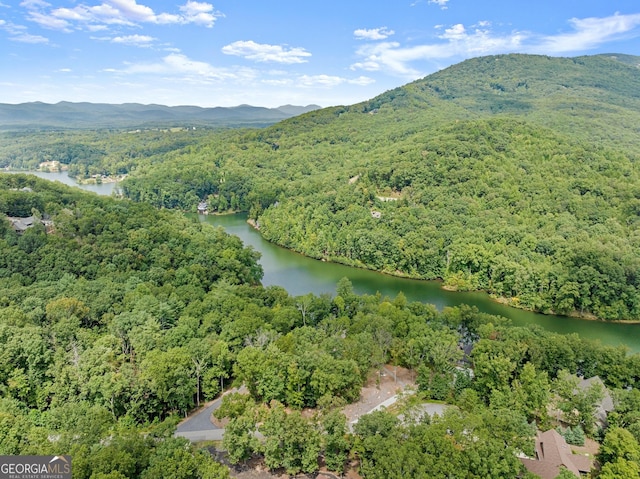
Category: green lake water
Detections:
[
  {"x1": 203, "y1": 213, "x2": 640, "y2": 353},
  {"x1": 8, "y1": 170, "x2": 638, "y2": 352}
]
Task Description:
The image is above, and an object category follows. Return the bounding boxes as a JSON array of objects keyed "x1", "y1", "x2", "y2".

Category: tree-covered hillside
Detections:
[
  {"x1": 0, "y1": 128, "x2": 224, "y2": 181},
  {"x1": 116, "y1": 54, "x2": 640, "y2": 321},
  {"x1": 0, "y1": 174, "x2": 267, "y2": 477},
  {"x1": 418, "y1": 54, "x2": 640, "y2": 152},
  {"x1": 2, "y1": 175, "x2": 640, "y2": 478}
]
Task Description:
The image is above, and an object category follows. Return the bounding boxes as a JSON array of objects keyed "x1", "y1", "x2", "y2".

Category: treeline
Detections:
[{"x1": 1, "y1": 176, "x2": 640, "y2": 477}]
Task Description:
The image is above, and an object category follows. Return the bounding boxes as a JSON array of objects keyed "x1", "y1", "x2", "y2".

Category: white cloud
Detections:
[
  {"x1": 263, "y1": 78, "x2": 293, "y2": 87},
  {"x1": 87, "y1": 24, "x2": 108, "y2": 31},
  {"x1": 11, "y1": 32, "x2": 49, "y2": 43},
  {"x1": 0, "y1": 17, "x2": 50, "y2": 42},
  {"x1": 428, "y1": 0, "x2": 449, "y2": 9},
  {"x1": 21, "y1": 0, "x2": 222, "y2": 31},
  {"x1": 19, "y1": 0, "x2": 50, "y2": 9},
  {"x1": 351, "y1": 12, "x2": 640, "y2": 79},
  {"x1": 106, "y1": 0, "x2": 155, "y2": 22},
  {"x1": 354, "y1": 27, "x2": 394, "y2": 41},
  {"x1": 109, "y1": 53, "x2": 257, "y2": 84},
  {"x1": 160, "y1": 53, "x2": 223, "y2": 76},
  {"x1": 349, "y1": 76, "x2": 376, "y2": 86},
  {"x1": 350, "y1": 60, "x2": 382, "y2": 72},
  {"x1": 297, "y1": 74, "x2": 375, "y2": 88},
  {"x1": 440, "y1": 23, "x2": 466, "y2": 40},
  {"x1": 222, "y1": 40, "x2": 311, "y2": 64},
  {"x1": 59, "y1": 68, "x2": 72, "y2": 72},
  {"x1": 533, "y1": 12, "x2": 640, "y2": 53},
  {"x1": 27, "y1": 10, "x2": 72, "y2": 31},
  {"x1": 112, "y1": 34, "x2": 155, "y2": 46},
  {"x1": 52, "y1": 7, "x2": 95, "y2": 22},
  {"x1": 180, "y1": 0, "x2": 213, "y2": 16},
  {"x1": 0, "y1": 19, "x2": 20, "y2": 33},
  {"x1": 179, "y1": 1, "x2": 221, "y2": 27},
  {"x1": 298, "y1": 75, "x2": 345, "y2": 88}
]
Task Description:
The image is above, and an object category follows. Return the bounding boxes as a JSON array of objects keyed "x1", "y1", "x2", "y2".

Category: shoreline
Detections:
[
  {"x1": 3, "y1": 168, "x2": 124, "y2": 185},
  {"x1": 245, "y1": 217, "x2": 640, "y2": 325},
  {"x1": 489, "y1": 295, "x2": 640, "y2": 324},
  {"x1": 75, "y1": 174, "x2": 125, "y2": 185}
]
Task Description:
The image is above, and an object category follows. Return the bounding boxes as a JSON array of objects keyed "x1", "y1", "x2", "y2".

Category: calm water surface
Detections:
[
  {"x1": 4, "y1": 170, "x2": 118, "y2": 196},
  {"x1": 203, "y1": 213, "x2": 640, "y2": 353},
  {"x1": 7, "y1": 171, "x2": 638, "y2": 352}
]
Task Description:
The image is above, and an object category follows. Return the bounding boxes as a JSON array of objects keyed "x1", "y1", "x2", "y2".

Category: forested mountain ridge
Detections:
[
  {"x1": 116, "y1": 53, "x2": 640, "y2": 322},
  {"x1": 388, "y1": 53, "x2": 640, "y2": 152},
  {"x1": 0, "y1": 101, "x2": 321, "y2": 130}
]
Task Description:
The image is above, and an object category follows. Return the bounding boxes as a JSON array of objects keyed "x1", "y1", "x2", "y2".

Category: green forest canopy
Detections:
[{"x1": 2, "y1": 176, "x2": 640, "y2": 477}]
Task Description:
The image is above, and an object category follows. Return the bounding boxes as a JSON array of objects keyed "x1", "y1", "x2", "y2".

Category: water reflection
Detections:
[
  {"x1": 3, "y1": 170, "x2": 117, "y2": 196},
  {"x1": 204, "y1": 213, "x2": 640, "y2": 353}
]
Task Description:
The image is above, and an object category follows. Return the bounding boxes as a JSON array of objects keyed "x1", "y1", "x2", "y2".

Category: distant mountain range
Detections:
[{"x1": 0, "y1": 101, "x2": 322, "y2": 130}]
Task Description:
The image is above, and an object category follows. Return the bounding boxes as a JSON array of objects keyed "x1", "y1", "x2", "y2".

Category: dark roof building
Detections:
[{"x1": 520, "y1": 430, "x2": 593, "y2": 479}]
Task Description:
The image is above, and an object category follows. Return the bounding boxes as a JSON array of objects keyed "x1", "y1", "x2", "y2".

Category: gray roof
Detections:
[
  {"x1": 577, "y1": 376, "x2": 614, "y2": 425},
  {"x1": 7, "y1": 216, "x2": 53, "y2": 234},
  {"x1": 8, "y1": 216, "x2": 35, "y2": 232}
]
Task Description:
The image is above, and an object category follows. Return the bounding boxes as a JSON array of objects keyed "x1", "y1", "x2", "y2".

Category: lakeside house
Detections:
[
  {"x1": 8, "y1": 216, "x2": 36, "y2": 234},
  {"x1": 577, "y1": 376, "x2": 614, "y2": 429},
  {"x1": 7, "y1": 216, "x2": 53, "y2": 234},
  {"x1": 520, "y1": 429, "x2": 593, "y2": 479}
]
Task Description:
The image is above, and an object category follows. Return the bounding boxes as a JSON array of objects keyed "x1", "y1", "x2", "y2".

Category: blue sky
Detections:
[{"x1": 2, "y1": 0, "x2": 640, "y2": 107}]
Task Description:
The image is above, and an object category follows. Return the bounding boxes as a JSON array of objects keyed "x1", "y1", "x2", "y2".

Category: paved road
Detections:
[
  {"x1": 174, "y1": 387, "x2": 247, "y2": 442},
  {"x1": 174, "y1": 397, "x2": 225, "y2": 442}
]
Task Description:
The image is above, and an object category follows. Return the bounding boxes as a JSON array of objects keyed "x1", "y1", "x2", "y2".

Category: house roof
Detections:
[
  {"x1": 7, "y1": 216, "x2": 53, "y2": 234},
  {"x1": 578, "y1": 376, "x2": 613, "y2": 410},
  {"x1": 8, "y1": 216, "x2": 35, "y2": 232},
  {"x1": 520, "y1": 430, "x2": 593, "y2": 479},
  {"x1": 577, "y1": 376, "x2": 614, "y2": 425}
]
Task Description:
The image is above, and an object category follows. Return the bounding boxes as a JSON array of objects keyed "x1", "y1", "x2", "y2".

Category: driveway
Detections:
[{"x1": 174, "y1": 397, "x2": 225, "y2": 442}]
